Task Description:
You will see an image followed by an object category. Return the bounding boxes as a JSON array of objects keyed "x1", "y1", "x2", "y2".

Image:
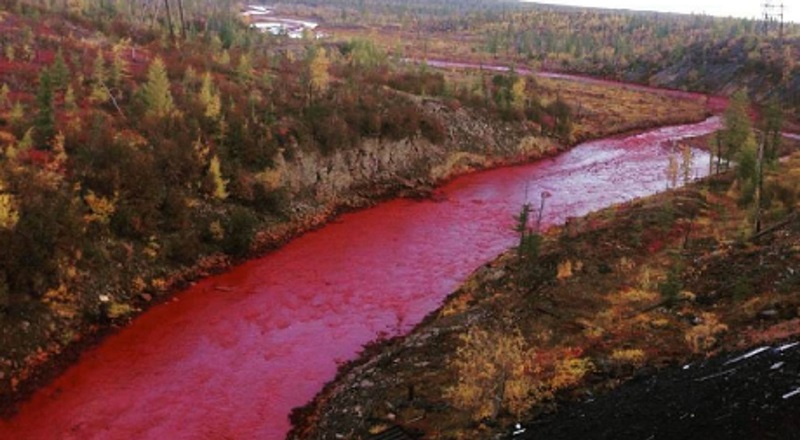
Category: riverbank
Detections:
[
  {"x1": 0, "y1": 97, "x2": 713, "y2": 438},
  {"x1": 289, "y1": 144, "x2": 800, "y2": 439}
]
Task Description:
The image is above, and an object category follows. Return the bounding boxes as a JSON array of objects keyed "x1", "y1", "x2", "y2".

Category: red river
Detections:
[{"x1": 0, "y1": 115, "x2": 722, "y2": 438}]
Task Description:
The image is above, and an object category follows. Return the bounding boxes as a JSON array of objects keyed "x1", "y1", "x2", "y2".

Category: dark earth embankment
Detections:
[{"x1": 515, "y1": 340, "x2": 800, "y2": 440}]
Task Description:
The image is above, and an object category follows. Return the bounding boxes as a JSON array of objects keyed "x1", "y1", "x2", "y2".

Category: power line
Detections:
[{"x1": 761, "y1": 1, "x2": 785, "y2": 40}]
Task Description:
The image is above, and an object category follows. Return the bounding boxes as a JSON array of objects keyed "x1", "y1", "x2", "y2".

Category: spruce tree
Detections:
[
  {"x1": 50, "y1": 49, "x2": 70, "y2": 92},
  {"x1": 34, "y1": 69, "x2": 56, "y2": 149}
]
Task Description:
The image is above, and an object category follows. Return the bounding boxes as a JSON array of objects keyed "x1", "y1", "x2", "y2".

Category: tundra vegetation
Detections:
[
  {"x1": 279, "y1": 0, "x2": 800, "y2": 114},
  {"x1": 0, "y1": 0, "x2": 711, "y2": 406}
]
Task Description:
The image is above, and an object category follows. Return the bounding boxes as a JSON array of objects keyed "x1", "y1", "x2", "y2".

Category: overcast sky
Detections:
[{"x1": 524, "y1": 1, "x2": 799, "y2": 23}]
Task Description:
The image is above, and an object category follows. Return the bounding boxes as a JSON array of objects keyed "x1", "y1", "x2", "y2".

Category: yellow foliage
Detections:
[
  {"x1": 369, "y1": 424, "x2": 389, "y2": 435},
  {"x1": 445, "y1": 326, "x2": 549, "y2": 420},
  {"x1": 637, "y1": 266, "x2": 664, "y2": 290},
  {"x1": 0, "y1": 191, "x2": 19, "y2": 230},
  {"x1": 440, "y1": 291, "x2": 473, "y2": 318},
  {"x1": 108, "y1": 302, "x2": 134, "y2": 319},
  {"x1": 132, "y1": 276, "x2": 147, "y2": 293},
  {"x1": 151, "y1": 278, "x2": 168, "y2": 292},
  {"x1": 42, "y1": 284, "x2": 78, "y2": 319},
  {"x1": 143, "y1": 238, "x2": 160, "y2": 259},
  {"x1": 209, "y1": 220, "x2": 225, "y2": 241},
  {"x1": 308, "y1": 47, "x2": 331, "y2": 93},
  {"x1": 610, "y1": 349, "x2": 646, "y2": 368},
  {"x1": 609, "y1": 288, "x2": 659, "y2": 306},
  {"x1": 685, "y1": 312, "x2": 728, "y2": 353},
  {"x1": 516, "y1": 136, "x2": 554, "y2": 157},
  {"x1": 431, "y1": 152, "x2": 487, "y2": 180},
  {"x1": 209, "y1": 155, "x2": 228, "y2": 200},
  {"x1": 551, "y1": 357, "x2": 593, "y2": 390},
  {"x1": 83, "y1": 190, "x2": 117, "y2": 225},
  {"x1": 616, "y1": 256, "x2": 636, "y2": 273},
  {"x1": 256, "y1": 167, "x2": 283, "y2": 191},
  {"x1": 556, "y1": 260, "x2": 573, "y2": 280},
  {"x1": 200, "y1": 72, "x2": 222, "y2": 119},
  {"x1": 511, "y1": 77, "x2": 526, "y2": 110}
]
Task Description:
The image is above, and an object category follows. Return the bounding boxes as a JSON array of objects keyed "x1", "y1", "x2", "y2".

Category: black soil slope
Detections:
[{"x1": 514, "y1": 341, "x2": 800, "y2": 440}]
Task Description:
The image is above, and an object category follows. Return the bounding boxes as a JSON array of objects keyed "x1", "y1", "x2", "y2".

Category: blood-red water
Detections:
[{"x1": 0, "y1": 117, "x2": 721, "y2": 439}]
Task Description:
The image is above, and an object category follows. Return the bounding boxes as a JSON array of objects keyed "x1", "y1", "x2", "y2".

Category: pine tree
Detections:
[
  {"x1": 209, "y1": 155, "x2": 228, "y2": 200},
  {"x1": 90, "y1": 53, "x2": 108, "y2": 103},
  {"x1": 110, "y1": 41, "x2": 130, "y2": 88},
  {"x1": 199, "y1": 72, "x2": 221, "y2": 119},
  {"x1": 142, "y1": 57, "x2": 175, "y2": 118},
  {"x1": 8, "y1": 101, "x2": 24, "y2": 128},
  {"x1": 64, "y1": 85, "x2": 77, "y2": 111},
  {"x1": 183, "y1": 66, "x2": 198, "y2": 88},
  {"x1": 34, "y1": 69, "x2": 56, "y2": 149},
  {"x1": 511, "y1": 77, "x2": 527, "y2": 111},
  {"x1": 236, "y1": 53, "x2": 253, "y2": 83},
  {"x1": 0, "y1": 83, "x2": 9, "y2": 109},
  {"x1": 50, "y1": 49, "x2": 70, "y2": 92},
  {"x1": 307, "y1": 47, "x2": 331, "y2": 97}
]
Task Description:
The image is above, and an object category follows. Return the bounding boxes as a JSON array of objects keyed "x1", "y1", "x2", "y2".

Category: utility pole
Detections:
[
  {"x1": 762, "y1": 1, "x2": 785, "y2": 40},
  {"x1": 762, "y1": 1, "x2": 776, "y2": 36}
]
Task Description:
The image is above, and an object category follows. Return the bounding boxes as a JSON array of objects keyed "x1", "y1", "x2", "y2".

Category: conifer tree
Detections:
[
  {"x1": 90, "y1": 53, "x2": 108, "y2": 103},
  {"x1": 511, "y1": 77, "x2": 527, "y2": 111},
  {"x1": 8, "y1": 101, "x2": 25, "y2": 129},
  {"x1": 199, "y1": 72, "x2": 221, "y2": 119},
  {"x1": 0, "y1": 178, "x2": 19, "y2": 231},
  {"x1": 142, "y1": 57, "x2": 175, "y2": 118},
  {"x1": 50, "y1": 49, "x2": 70, "y2": 92},
  {"x1": 209, "y1": 155, "x2": 228, "y2": 200},
  {"x1": 237, "y1": 53, "x2": 253, "y2": 83},
  {"x1": 0, "y1": 84, "x2": 9, "y2": 109},
  {"x1": 110, "y1": 40, "x2": 130, "y2": 88},
  {"x1": 307, "y1": 46, "x2": 330, "y2": 101},
  {"x1": 64, "y1": 85, "x2": 77, "y2": 111},
  {"x1": 720, "y1": 90, "x2": 751, "y2": 169},
  {"x1": 34, "y1": 69, "x2": 56, "y2": 149}
]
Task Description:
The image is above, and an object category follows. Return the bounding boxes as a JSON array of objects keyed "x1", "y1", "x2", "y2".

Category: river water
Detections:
[{"x1": 0, "y1": 116, "x2": 721, "y2": 439}]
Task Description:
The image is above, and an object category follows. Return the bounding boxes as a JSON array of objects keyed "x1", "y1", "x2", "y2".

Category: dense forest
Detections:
[{"x1": 275, "y1": 0, "x2": 800, "y2": 112}]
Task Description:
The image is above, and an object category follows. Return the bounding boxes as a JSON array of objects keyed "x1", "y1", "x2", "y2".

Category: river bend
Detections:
[{"x1": 0, "y1": 117, "x2": 720, "y2": 439}]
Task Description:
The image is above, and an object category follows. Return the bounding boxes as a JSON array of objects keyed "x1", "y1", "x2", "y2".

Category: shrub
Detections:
[
  {"x1": 420, "y1": 115, "x2": 447, "y2": 144},
  {"x1": 444, "y1": 326, "x2": 550, "y2": 421},
  {"x1": 658, "y1": 267, "x2": 682, "y2": 306},
  {"x1": 222, "y1": 206, "x2": 258, "y2": 257},
  {"x1": 685, "y1": 312, "x2": 728, "y2": 353},
  {"x1": 610, "y1": 349, "x2": 646, "y2": 368}
]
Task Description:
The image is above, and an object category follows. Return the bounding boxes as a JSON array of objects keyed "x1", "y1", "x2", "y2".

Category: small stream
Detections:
[{"x1": 0, "y1": 116, "x2": 721, "y2": 438}]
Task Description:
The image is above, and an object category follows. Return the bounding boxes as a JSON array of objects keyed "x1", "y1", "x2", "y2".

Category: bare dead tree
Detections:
[
  {"x1": 163, "y1": 0, "x2": 175, "y2": 41},
  {"x1": 176, "y1": 0, "x2": 186, "y2": 39}
]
